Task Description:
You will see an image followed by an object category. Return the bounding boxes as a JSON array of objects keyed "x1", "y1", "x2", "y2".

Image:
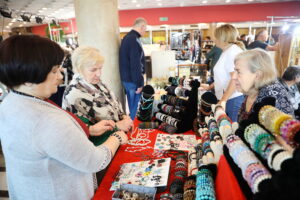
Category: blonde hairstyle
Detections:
[
  {"x1": 234, "y1": 48, "x2": 277, "y2": 90},
  {"x1": 133, "y1": 17, "x2": 147, "y2": 28},
  {"x1": 71, "y1": 46, "x2": 104, "y2": 73},
  {"x1": 214, "y1": 24, "x2": 245, "y2": 50}
]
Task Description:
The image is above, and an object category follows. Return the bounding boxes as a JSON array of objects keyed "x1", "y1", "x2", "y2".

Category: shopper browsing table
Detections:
[
  {"x1": 119, "y1": 17, "x2": 147, "y2": 120},
  {"x1": 0, "y1": 35, "x2": 128, "y2": 200},
  {"x1": 247, "y1": 29, "x2": 278, "y2": 51},
  {"x1": 205, "y1": 24, "x2": 245, "y2": 122},
  {"x1": 63, "y1": 46, "x2": 133, "y2": 145},
  {"x1": 234, "y1": 48, "x2": 294, "y2": 123}
]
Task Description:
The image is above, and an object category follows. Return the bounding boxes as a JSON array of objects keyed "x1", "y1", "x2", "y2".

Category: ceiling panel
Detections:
[{"x1": 0, "y1": 0, "x2": 297, "y2": 32}]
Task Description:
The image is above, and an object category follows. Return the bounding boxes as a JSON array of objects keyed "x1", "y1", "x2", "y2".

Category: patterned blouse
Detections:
[
  {"x1": 62, "y1": 73, "x2": 125, "y2": 125},
  {"x1": 238, "y1": 80, "x2": 294, "y2": 123}
]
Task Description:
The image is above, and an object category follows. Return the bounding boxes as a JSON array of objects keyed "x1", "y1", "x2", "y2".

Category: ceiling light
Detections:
[
  {"x1": 282, "y1": 24, "x2": 290, "y2": 32},
  {"x1": 158, "y1": 3, "x2": 162, "y2": 6},
  {"x1": 248, "y1": 0, "x2": 254, "y2": 1},
  {"x1": 202, "y1": 0, "x2": 208, "y2": 3},
  {"x1": 136, "y1": 4, "x2": 140, "y2": 7},
  {"x1": 0, "y1": 8, "x2": 12, "y2": 18},
  {"x1": 42, "y1": 7, "x2": 47, "y2": 10},
  {"x1": 226, "y1": 0, "x2": 231, "y2": 2},
  {"x1": 132, "y1": 0, "x2": 137, "y2": 3},
  {"x1": 38, "y1": 10, "x2": 44, "y2": 13},
  {"x1": 19, "y1": 24, "x2": 23, "y2": 27}
]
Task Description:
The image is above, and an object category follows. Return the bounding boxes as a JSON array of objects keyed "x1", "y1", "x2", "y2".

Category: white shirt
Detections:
[{"x1": 213, "y1": 44, "x2": 243, "y2": 100}]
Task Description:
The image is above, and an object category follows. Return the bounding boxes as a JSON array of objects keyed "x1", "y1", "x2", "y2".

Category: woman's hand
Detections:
[
  {"x1": 116, "y1": 118, "x2": 133, "y2": 132},
  {"x1": 89, "y1": 120, "x2": 115, "y2": 136}
]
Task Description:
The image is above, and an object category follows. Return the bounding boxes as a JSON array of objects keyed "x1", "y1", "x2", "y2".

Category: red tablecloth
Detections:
[{"x1": 93, "y1": 120, "x2": 245, "y2": 200}]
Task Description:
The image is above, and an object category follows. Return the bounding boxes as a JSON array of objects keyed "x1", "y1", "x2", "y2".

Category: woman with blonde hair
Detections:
[
  {"x1": 63, "y1": 46, "x2": 133, "y2": 146},
  {"x1": 205, "y1": 24, "x2": 245, "y2": 122},
  {"x1": 233, "y1": 48, "x2": 294, "y2": 122}
]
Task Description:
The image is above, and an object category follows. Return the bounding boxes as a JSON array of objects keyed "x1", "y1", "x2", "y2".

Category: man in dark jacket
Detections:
[{"x1": 119, "y1": 18, "x2": 147, "y2": 120}]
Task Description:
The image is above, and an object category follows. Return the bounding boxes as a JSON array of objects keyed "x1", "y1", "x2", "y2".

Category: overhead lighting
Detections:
[
  {"x1": 21, "y1": 13, "x2": 32, "y2": 22},
  {"x1": 282, "y1": 24, "x2": 290, "y2": 32},
  {"x1": 136, "y1": 4, "x2": 141, "y2": 7},
  {"x1": 158, "y1": 3, "x2": 162, "y2": 6},
  {"x1": 42, "y1": 7, "x2": 47, "y2": 10},
  {"x1": 226, "y1": 0, "x2": 231, "y2": 2},
  {"x1": 19, "y1": 24, "x2": 23, "y2": 27},
  {"x1": 35, "y1": 16, "x2": 44, "y2": 24},
  {"x1": 202, "y1": 0, "x2": 208, "y2": 3},
  {"x1": 38, "y1": 10, "x2": 44, "y2": 13},
  {"x1": 132, "y1": 0, "x2": 137, "y2": 3},
  {"x1": 0, "y1": 8, "x2": 12, "y2": 18},
  {"x1": 248, "y1": 0, "x2": 254, "y2": 1},
  {"x1": 294, "y1": 26, "x2": 300, "y2": 35}
]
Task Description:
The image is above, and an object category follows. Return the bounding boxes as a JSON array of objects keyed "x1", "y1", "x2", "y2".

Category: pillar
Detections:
[{"x1": 74, "y1": 0, "x2": 123, "y2": 103}]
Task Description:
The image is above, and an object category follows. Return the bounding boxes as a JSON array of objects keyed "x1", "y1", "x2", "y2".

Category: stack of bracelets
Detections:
[
  {"x1": 259, "y1": 105, "x2": 300, "y2": 146},
  {"x1": 183, "y1": 176, "x2": 196, "y2": 200},
  {"x1": 158, "y1": 103, "x2": 185, "y2": 119},
  {"x1": 117, "y1": 190, "x2": 153, "y2": 200},
  {"x1": 158, "y1": 122, "x2": 177, "y2": 134},
  {"x1": 194, "y1": 143, "x2": 204, "y2": 169},
  {"x1": 207, "y1": 118, "x2": 222, "y2": 141},
  {"x1": 226, "y1": 134, "x2": 272, "y2": 193},
  {"x1": 175, "y1": 87, "x2": 190, "y2": 98},
  {"x1": 188, "y1": 150, "x2": 198, "y2": 176},
  {"x1": 199, "y1": 92, "x2": 217, "y2": 117},
  {"x1": 155, "y1": 112, "x2": 179, "y2": 128},
  {"x1": 244, "y1": 124, "x2": 293, "y2": 171},
  {"x1": 137, "y1": 85, "x2": 155, "y2": 122},
  {"x1": 169, "y1": 154, "x2": 188, "y2": 200},
  {"x1": 199, "y1": 128, "x2": 213, "y2": 156},
  {"x1": 196, "y1": 167, "x2": 216, "y2": 200},
  {"x1": 161, "y1": 95, "x2": 187, "y2": 107},
  {"x1": 138, "y1": 122, "x2": 160, "y2": 129}
]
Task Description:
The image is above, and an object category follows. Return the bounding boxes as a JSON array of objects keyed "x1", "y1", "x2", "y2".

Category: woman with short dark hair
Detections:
[{"x1": 0, "y1": 35, "x2": 127, "y2": 200}]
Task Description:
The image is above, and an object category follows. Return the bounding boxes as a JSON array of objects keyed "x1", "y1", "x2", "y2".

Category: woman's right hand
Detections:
[
  {"x1": 89, "y1": 120, "x2": 115, "y2": 136},
  {"x1": 114, "y1": 131, "x2": 128, "y2": 145},
  {"x1": 116, "y1": 118, "x2": 133, "y2": 132}
]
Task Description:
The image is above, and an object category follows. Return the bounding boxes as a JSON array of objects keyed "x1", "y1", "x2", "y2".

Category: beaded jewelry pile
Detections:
[{"x1": 259, "y1": 105, "x2": 300, "y2": 147}]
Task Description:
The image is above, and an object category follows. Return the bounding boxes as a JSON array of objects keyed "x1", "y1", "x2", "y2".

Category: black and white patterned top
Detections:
[
  {"x1": 62, "y1": 73, "x2": 125, "y2": 125},
  {"x1": 238, "y1": 80, "x2": 294, "y2": 122}
]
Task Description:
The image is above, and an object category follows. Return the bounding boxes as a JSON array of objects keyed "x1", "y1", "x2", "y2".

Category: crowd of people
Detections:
[{"x1": 0, "y1": 17, "x2": 299, "y2": 200}]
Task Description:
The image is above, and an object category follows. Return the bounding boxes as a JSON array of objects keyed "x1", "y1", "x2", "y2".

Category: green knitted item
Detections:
[{"x1": 78, "y1": 116, "x2": 118, "y2": 146}]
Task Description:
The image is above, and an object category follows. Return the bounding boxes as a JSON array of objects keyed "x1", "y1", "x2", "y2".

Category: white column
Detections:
[{"x1": 74, "y1": 0, "x2": 123, "y2": 102}]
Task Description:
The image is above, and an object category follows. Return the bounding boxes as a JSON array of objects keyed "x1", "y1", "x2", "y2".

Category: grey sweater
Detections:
[{"x1": 0, "y1": 92, "x2": 112, "y2": 200}]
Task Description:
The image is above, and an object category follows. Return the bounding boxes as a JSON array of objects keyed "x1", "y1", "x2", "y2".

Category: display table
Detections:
[{"x1": 93, "y1": 119, "x2": 245, "y2": 200}]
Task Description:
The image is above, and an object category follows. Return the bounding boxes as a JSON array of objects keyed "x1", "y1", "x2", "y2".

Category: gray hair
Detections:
[
  {"x1": 234, "y1": 48, "x2": 277, "y2": 90},
  {"x1": 133, "y1": 17, "x2": 147, "y2": 28}
]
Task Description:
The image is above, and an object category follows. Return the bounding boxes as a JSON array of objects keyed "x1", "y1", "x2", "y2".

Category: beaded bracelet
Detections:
[
  {"x1": 272, "y1": 150, "x2": 293, "y2": 171},
  {"x1": 196, "y1": 168, "x2": 216, "y2": 200},
  {"x1": 110, "y1": 133, "x2": 122, "y2": 145}
]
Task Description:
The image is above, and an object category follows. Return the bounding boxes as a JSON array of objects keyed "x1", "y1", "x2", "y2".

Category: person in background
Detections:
[
  {"x1": 63, "y1": 46, "x2": 133, "y2": 146},
  {"x1": 204, "y1": 24, "x2": 245, "y2": 122},
  {"x1": 279, "y1": 66, "x2": 300, "y2": 111},
  {"x1": 239, "y1": 34, "x2": 248, "y2": 49},
  {"x1": 248, "y1": 29, "x2": 278, "y2": 51},
  {"x1": 119, "y1": 17, "x2": 147, "y2": 120},
  {"x1": 0, "y1": 35, "x2": 128, "y2": 200},
  {"x1": 205, "y1": 45, "x2": 222, "y2": 78},
  {"x1": 234, "y1": 48, "x2": 294, "y2": 123}
]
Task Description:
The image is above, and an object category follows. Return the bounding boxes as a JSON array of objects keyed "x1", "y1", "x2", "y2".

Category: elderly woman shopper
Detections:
[
  {"x1": 63, "y1": 46, "x2": 133, "y2": 145},
  {"x1": 205, "y1": 24, "x2": 245, "y2": 122},
  {"x1": 234, "y1": 48, "x2": 294, "y2": 123},
  {"x1": 0, "y1": 35, "x2": 128, "y2": 200}
]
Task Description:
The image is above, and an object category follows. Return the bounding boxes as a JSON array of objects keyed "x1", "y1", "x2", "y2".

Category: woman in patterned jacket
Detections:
[
  {"x1": 233, "y1": 48, "x2": 294, "y2": 123},
  {"x1": 63, "y1": 46, "x2": 133, "y2": 145}
]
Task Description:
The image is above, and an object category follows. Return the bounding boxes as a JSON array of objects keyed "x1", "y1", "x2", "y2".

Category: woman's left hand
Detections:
[{"x1": 89, "y1": 120, "x2": 115, "y2": 136}]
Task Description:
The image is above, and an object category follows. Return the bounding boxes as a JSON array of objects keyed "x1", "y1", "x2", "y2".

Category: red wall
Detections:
[{"x1": 31, "y1": 1, "x2": 300, "y2": 36}]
